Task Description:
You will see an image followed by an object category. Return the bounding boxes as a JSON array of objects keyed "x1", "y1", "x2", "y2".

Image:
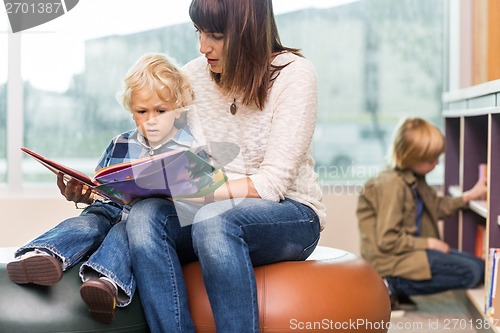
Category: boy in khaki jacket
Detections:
[{"x1": 357, "y1": 117, "x2": 486, "y2": 312}]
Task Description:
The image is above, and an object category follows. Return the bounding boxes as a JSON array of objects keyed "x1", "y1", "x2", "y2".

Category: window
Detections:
[
  {"x1": 276, "y1": 0, "x2": 447, "y2": 185},
  {"x1": 19, "y1": 0, "x2": 195, "y2": 182},
  {"x1": 0, "y1": 14, "x2": 7, "y2": 183},
  {"x1": 5, "y1": 0, "x2": 448, "y2": 191}
]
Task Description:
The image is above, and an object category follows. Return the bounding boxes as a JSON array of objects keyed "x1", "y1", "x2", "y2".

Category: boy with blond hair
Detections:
[
  {"x1": 357, "y1": 117, "x2": 487, "y2": 313},
  {"x1": 8, "y1": 53, "x2": 195, "y2": 323}
]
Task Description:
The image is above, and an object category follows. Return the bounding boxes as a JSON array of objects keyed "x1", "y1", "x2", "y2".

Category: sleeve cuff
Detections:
[
  {"x1": 249, "y1": 174, "x2": 282, "y2": 202},
  {"x1": 414, "y1": 237, "x2": 429, "y2": 250}
]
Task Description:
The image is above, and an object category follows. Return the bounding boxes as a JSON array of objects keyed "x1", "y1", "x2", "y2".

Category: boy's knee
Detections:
[{"x1": 464, "y1": 268, "x2": 484, "y2": 288}]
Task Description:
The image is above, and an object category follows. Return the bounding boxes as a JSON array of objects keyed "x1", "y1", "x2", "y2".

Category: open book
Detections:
[{"x1": 22, "y1": 147, "x2": 227, "y2": 206}]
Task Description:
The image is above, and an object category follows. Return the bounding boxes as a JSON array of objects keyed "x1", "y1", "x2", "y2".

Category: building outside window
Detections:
[{"x1": 3, "y1": 0, "x2": 447, "y2": 191}]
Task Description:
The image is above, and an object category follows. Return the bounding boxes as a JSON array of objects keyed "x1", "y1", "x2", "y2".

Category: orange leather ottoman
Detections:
[
  {"x1": 0, "y1": 247, "x2": 390, "y2": 332},
  {"x1": 185, "y1": 247, "x2": 391, "y2": 333}
]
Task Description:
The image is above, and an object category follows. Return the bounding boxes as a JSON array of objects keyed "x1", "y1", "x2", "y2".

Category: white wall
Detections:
[
  {"x1": 0, "y1": 191, "x2": 361, "y2": 256},
  {"x1": 1, "y1": 195, "x2": 78, "y2": 247}
]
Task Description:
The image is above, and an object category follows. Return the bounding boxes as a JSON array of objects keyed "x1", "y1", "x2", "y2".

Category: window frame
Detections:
[
  {"x1": 5, "y1": 33, "x2": 23, "y2": 195},
  {"x1": 2, "y1": 33, "x2": 61, "y2": 197}
]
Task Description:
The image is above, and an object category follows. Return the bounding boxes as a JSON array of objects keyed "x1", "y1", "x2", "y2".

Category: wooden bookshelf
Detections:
[
  {"x1": 449, "y1": 186, "x2": 488, "y2": 219},
  {"x1": 443, "y1": 79, "x2": 500, "y2": 332}
]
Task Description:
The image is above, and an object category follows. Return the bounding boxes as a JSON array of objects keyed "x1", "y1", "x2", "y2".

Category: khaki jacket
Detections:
[{"x1": 357, "y1": 169, "x2": 467, "y2": 280}]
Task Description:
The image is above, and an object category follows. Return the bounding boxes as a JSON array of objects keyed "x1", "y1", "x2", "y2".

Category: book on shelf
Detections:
[
  {"x1": 479, "y1": 163, "x2": 488, "y2": 201},
  {"x1": 475, "y1": 224, "x2": 487, "y2": 260},
  {"x1": 485, "y1": 248, "x2": 500, "y2": 318},
  {"x1": 21, "y1": 147, "x2": 227, "y2": 206}
]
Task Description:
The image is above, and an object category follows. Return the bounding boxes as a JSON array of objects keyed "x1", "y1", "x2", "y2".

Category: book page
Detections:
[{"x1": 21, "y1": 147, "x2": 97, "y2": 188}]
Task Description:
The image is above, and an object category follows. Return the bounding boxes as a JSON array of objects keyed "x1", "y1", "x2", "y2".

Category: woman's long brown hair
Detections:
[{"x1": 189, "y1": 0, "x2": 302, "y2": 109}]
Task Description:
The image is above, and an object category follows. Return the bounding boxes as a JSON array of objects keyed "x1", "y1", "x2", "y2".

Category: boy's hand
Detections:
[
  {"x1": 462, "y1": 177, "x2": 487, "y2": 203},
  {"x1": 427, "y1": 237, "x2": 450, "y2": 253},
  {"x1": 56, "y1": 173, "x2": 93, "y2": 204}
]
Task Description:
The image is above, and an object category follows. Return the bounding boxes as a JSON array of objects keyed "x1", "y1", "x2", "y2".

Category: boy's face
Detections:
[
  {"x1": 131, "y1": 88, "x2": 180, "y2": 147},
  {"x1": 410, "y1": 159, "x2": 439, "y2": 176}
]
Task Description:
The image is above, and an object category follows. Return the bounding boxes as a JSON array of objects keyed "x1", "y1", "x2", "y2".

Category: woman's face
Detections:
[
  {"x1": 196, "y1": 27, "x2": 225, "y2": 73},
  {"x1": 131, "y1": 88, "x2": 180, "y2": 147}
]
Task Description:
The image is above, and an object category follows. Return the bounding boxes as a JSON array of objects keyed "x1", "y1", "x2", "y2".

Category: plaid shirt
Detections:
[
  {"x1": 90, "y1": 126, "x2": 195, "y2": 218},
  {"x1": 96, "y1": 126, "x2": 195, "y2": 171}
]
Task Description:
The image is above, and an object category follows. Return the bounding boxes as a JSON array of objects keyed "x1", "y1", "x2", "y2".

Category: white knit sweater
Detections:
[{"x1": 183, "y1": 52, "x2": 326, "y2": 229}]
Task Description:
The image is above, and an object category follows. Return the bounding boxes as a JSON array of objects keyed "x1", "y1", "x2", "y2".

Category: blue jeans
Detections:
[
  {"x1": 15, "y1": 201, "x2": 136, "y2": 306},
  {"x1": 386, "y1": 249, "x2": 485, "y2": 297},
  {"x1": 126, "y1": 197, "x2": 321, "y2": 333}
]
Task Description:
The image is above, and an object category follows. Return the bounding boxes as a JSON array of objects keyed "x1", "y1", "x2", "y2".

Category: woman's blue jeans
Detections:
[
  {"x1": 386, "y1": 249, "x2": 485, "y2": 298},
  {"x1": 15, "y1": 201, "x2": 136, "y2": 306},
  {"x1": 126, "y1": 197, "x2": 321, "y2": 333}
]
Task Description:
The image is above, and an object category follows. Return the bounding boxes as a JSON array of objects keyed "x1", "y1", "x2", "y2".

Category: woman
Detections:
[{"x1": 126, "y1": 0, "x2": 326, "y2": 332}]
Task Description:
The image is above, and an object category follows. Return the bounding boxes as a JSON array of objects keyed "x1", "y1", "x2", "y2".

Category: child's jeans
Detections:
[
  {"x1": 386, "y1": 249, "x2": 485, "y2": 297},
  {"x1": 14, "y1": 201, "x2": 136, "y2": 306}
]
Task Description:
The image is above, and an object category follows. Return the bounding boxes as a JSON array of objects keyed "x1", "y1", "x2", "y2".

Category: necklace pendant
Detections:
[
  {"x1": 149, "y1": 150, "x2": 154, "y2": 156},
  {"x1": 230, "y1": 98, "x2": 237, "y2": 115}
]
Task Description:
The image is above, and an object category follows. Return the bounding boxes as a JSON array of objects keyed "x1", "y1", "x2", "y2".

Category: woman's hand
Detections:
[
  {"x1": 56, "y1": 173, "x2": 93, "y2": 204},
  {"x1": 427, "y1": 237, "x2": 450, "y2": 253},
  {"x1": 178, "y1": 177, "x2": 260, "y2": 205}
]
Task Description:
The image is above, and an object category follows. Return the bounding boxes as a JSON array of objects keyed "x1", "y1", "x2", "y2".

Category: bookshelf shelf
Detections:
[
  {"x1": 470, "y1": 201, "x2": 488, "y2": 219},
  {"x1": 448, "y1": 186, "x2": 488, "y2": 218},
  {"x1": 466, "y1": 286, "x2": 500, "y2": 333},
  {"x1": 443, "y1": 79, "x2": 500, "y2": 327},
  {"x1": 466, "y1": 286, "x2": 483, "y2": 313}
]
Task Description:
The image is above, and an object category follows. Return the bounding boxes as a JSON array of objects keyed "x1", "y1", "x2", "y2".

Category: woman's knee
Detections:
[
  {"x1": 126, "y1": 198, "x2": 171, "y2": 246},
  {"x1": 191, "y1": 206, "x2": 237, "y2": 255},
  {"x1": 128, "y1": 198, "x2": 173, "y2": 224},
  {"x1": 105, "y1": 221, "x2": 126, "y2": 240},
  {"x1": 127, "y1": 198, "x2": 187, "y2": 250}
]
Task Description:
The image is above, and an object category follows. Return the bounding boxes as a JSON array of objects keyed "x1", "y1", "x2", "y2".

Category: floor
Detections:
[{"x1": 388, "y1": 290, "x2": 494, "y2": 333}]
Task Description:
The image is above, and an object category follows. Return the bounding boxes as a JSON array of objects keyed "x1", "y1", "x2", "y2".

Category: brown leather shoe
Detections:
[
  {"x1": 80, "y1": 277, "x2": 117, "y2": 323},
  {"x1": 7, "y1": 251, "x2": 63, "y2": 286}
]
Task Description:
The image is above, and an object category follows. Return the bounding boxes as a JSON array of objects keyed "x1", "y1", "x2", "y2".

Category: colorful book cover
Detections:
[
  {"x1": 492, "y1": 249, "x2": 500, "y2": 318},
  {"x1": 485, "y1": 248, "x2": 496, "y2": 317},
  {"x1": 21, "y1": 147, "x2": 227, "y2": 205},
  {"x1": 486, "y1": 248, "x2": 500, "y2": 318}
]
